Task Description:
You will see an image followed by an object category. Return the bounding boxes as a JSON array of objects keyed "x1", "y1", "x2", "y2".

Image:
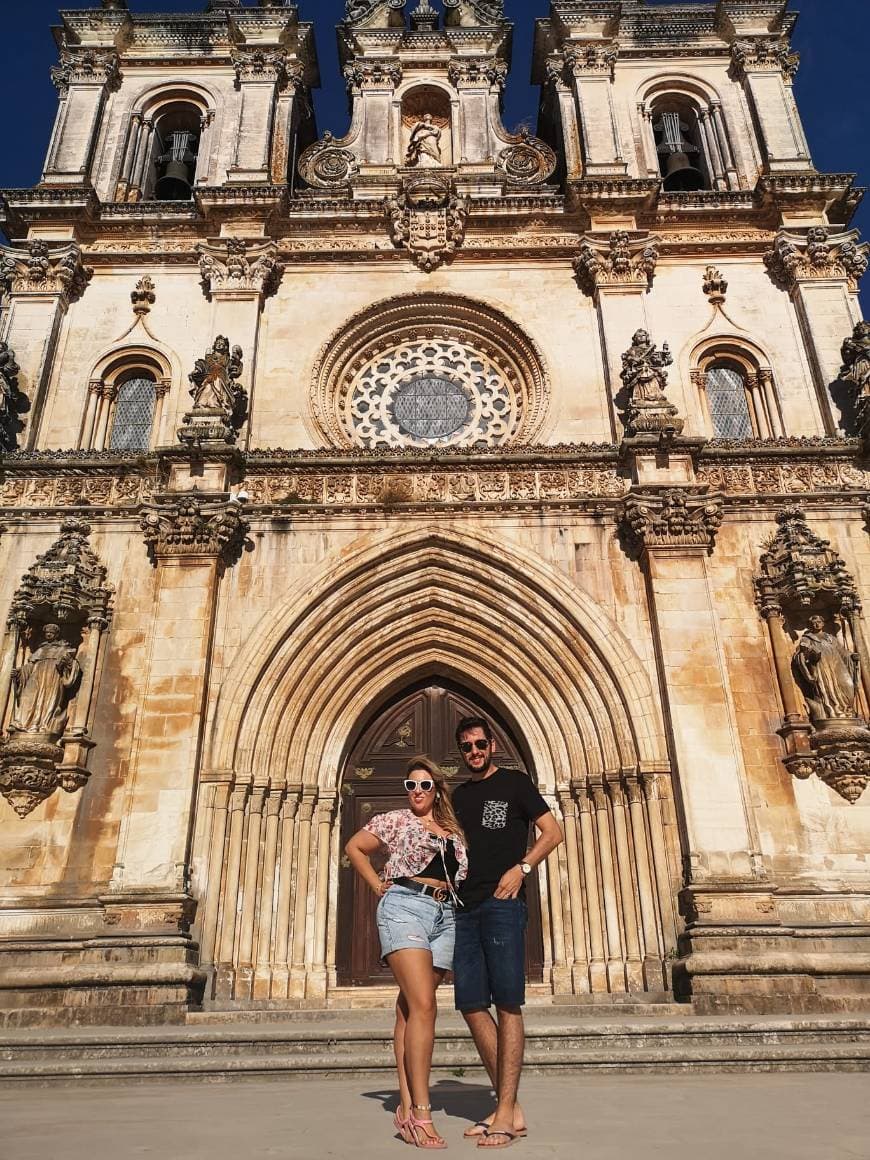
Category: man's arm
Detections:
[{"x1": 494, "y1": 811, "x2": 564, "y2": 901}]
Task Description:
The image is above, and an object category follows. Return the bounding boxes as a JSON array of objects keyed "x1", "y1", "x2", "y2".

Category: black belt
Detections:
[{"x1": 392, "y1": 877, "x2": 452, "y2": 903}]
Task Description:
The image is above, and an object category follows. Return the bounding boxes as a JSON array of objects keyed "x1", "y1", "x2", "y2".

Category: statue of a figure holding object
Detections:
[{"x1": 10, "y1": 624, "x2": 81, "y2": 739}]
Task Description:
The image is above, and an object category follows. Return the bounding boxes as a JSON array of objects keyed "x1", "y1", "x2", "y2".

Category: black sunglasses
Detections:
[
  {"x1": 459, "y1": 739, "x2": 491, "y2": 753},
  {"x1": 404, "y1": 778, "x2": 434, "y2": 793}
]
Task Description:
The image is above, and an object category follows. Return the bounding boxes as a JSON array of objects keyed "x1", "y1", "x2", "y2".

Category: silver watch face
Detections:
[{"x1": 521, "y1": 862, "x2": 532, "y2": 875}]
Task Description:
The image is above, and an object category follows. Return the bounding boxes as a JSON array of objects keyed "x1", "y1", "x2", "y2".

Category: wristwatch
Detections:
[{"x1": 520, "y1": 862, "x2": 532, "y2": 876}]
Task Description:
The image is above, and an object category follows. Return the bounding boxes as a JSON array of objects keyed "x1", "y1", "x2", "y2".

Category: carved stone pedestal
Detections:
[{"x1": 0, "y1": 734, "x2": 65, "y2": 818}]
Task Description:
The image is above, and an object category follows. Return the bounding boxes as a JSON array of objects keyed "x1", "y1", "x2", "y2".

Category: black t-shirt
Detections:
[{"x1": 452, "y1": 768, "x2": 550, "y2": 909}]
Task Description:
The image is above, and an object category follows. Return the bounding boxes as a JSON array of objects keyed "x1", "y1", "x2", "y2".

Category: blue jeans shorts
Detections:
[
  {"x1": 453, "y1": 897, "x2": 528, "y2": 1011},
  {"x1": 376, "y1": 885, "x2": 456, "y2": 971}
]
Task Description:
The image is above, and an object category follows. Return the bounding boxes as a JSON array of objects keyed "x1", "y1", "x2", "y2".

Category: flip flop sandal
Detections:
[
  {"x1": 465, "y1": 1124, "x2": 528, "y2": 1140},
  {"x1": 477, "y1": 1130, "x2": 519, "y2": 1149}
]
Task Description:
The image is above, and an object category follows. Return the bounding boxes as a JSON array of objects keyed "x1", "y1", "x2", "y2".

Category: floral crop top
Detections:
[{"x1": 364, "y1": 809, "x2": 468, "y2": 887}]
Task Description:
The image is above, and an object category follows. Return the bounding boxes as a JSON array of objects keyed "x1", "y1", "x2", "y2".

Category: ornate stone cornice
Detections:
[
  {"x1": 343, "y1": 59, "x2": 403, "y2": 91},
  {"x1": 619, "y1": 489, "x2": 724, "y2": 556},
  {"x1": 385, "y1": 177, "x2": 468, "y2": 273},
  {"x1": 573, "y1": 230, "x2": 659, "y2": 297},
  {"x1": 140, "y1": 497, "x2": 250, "y2": 565},
  {"x1": 0, "y1": 240, "x2": 92, "y2": 304},
  {"x1": 755, "y1": 506, "x2": 862, "y2": 618},
  {"x1": 197, "y1": 239, "x2": 283, "y2": 302},
  {"x1": 50, "y1": 49, "x2": 121, "y2": 96},
  {"x1": 447, "y1": 57, "x2": 508, "y2": 89},
  {"x1": 730, "y1": 36, "x2": 799, "y2": 81},
  {"x1": 764, "y1": 227, "x2": 869, "y2": 292}
]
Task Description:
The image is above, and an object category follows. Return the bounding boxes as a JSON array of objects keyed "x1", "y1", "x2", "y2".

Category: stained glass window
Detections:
[
  {"x1": 392, "y1": 376, "x2": 471, "y2": 440},
  {"x1": 705, "y1": 365, "x2": 753, "y2": 440},
  {"x1": 109, "y1": 376, "x2": 157, "y2": 452}
]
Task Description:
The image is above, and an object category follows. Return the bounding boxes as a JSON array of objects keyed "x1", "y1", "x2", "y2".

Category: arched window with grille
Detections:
[
  {"x1": 80, "y1": 352, "x2": 171, "y2": 452},
  {"x1": 693, "y1": 348, "x2": 783, "y2": 440},
  {"x1": 108, "y1": 373, "x2": 158, "y2": 451}
]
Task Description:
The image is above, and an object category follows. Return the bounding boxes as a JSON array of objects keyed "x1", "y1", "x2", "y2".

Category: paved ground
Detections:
[{"x1": 1, "y1": 1073, "x2": 868, "y2": 1159}]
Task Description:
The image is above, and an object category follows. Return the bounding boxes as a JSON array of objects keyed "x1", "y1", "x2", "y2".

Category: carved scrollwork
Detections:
[
  {"x1": 0, "y1": 240, "x2": 93, "y2": 304},
  {"x1": 140, "y1": 497, "x2": 250, "y2": 566},
  {"x1": 496, "y1": 132, "x2": 557, "y2": 188},
  {"x1": 197, "y1": 239, "x2": 283, "y2": 302},
  {"x1": 573, "y1": 231, "x2": 660, "y2": 297},
  {"x1": 730, "y1": 37, "x2": 799, "y2": 82},
  {"x1": 298, "y1": 133, "x2": 360, "y2": 189},
  {"x1": 50, "y1": 49, "x2": 121, "y2": 96},
  {"x1": 443, "y1": 0, "x2": 505, "y2": 23},
  {"x1": 764, "y1": 228, "x2": 869, "y2": 292},
  {"x1": 447, "y1": 58, "x2": 509, "y2": 89},
  {"x1": 619, "y1": 489, "x2": 723, "y2": 556},
  {"x1": 345, "y1": 0, "x2": 406, "y2": 24},
  {"x1": 565, "y1": 43, "x2": 619, "y2": 78},
  {"x1": 343, "y1": 60, "x2": 403, "y2": 91}
]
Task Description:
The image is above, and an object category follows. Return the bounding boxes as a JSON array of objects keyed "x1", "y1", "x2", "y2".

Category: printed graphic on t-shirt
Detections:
[{"x1": 482, "y1": 800, "x2": 509, "y2": 830}]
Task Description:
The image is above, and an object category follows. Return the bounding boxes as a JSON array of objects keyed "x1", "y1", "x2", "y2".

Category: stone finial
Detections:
[
  {"x1": 573, "y1": 231, "x2": 659, "y2": 297},
  {"x1": 0, "y1": 341, "x2": 22, "y2": 454},
  {"x1": 0, "y1": 240, "x2": 93, "y2": 305},
  {"x1": 198, "y1": 240, "x2": 283, "y2": 303},
  {"x1": 178, "y1": 336, "x2": 248, "y2": 448},
  {"x1": 619, "y1": 489, "x2": 723, "y2": 556},
  {"x1": 618, "y1": 329, "x2": 684, "y2": 440},
  {"x1": 703, "y1": 266, "x2": 728, "y2": 305},
  {"x1": 140, "y1": 496, "x2": 250, "y2": 565},
  {"x1": 764, "y1": 228, "x2": 869, "y2": 292},
  {"x1": 410, "y1": 0, "x2": 439, "y2": 31},
  {"x1": 131, "y1": 276, "x2": 156, "y2": 318}
]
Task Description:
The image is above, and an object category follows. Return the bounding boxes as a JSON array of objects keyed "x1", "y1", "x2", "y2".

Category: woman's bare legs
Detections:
[{"x1": 389, "y1": 949, "x2": 447, "y2": 1145}]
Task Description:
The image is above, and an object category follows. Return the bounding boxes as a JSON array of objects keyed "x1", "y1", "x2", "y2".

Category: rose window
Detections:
[{"x1": 343, "y1": 339, "x2": 521, "y2": 449}]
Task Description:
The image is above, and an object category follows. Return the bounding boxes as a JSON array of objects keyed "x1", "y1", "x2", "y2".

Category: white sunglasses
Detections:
[{"x1": 404, "y1": 778, "x2": 435, "y2": 793}]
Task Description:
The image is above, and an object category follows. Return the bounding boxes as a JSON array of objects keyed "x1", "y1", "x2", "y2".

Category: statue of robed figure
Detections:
[
  {"x1": 10, "y1": 624, "x2": 81, "y2": 739},
  {"x1": 793, "y1": 616, "x2": 861, "y2": 723}
]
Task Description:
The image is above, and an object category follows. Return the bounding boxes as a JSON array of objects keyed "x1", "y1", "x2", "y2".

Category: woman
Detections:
[{"x1": 346, "y1": 757, "x2": 467, "y2": 1150}]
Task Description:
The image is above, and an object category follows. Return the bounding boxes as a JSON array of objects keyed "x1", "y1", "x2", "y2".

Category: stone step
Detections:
[{"x1": 2, "y1": 1015, "x2": 869, "y2": 1080}]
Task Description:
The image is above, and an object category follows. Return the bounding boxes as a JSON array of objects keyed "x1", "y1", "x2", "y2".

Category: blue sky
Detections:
[{"x1": 1, "y1": 0, "x2": 867, "y2": 311}]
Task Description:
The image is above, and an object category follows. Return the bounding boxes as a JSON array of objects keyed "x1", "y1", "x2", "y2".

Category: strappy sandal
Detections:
[
  {"x1": 464, "y1": 1121, "x2": 528, "y2": 1140},
  {"x1": 394, "y1": 1108, "x2": 414, "y2": 1145},
  {"x1": 409, "y1": 1105, "x2": 448, "y2": 1150},
  {"x1": 477, "y1": 1130, "x2": 519, "y2": 1149}
]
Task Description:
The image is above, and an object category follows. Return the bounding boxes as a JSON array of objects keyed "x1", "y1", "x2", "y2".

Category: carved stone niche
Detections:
[
  {"x1": 755, "y1": 507, "x2": 870, "y2": 804},
  {"x1": 0, "y1": 520, "x2": 113, "y2": 817}
]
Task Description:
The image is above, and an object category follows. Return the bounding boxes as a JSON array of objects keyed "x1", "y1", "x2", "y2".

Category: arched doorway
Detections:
[{"x1": 337, "y1": 680, "x2": 546, "y2": 986}]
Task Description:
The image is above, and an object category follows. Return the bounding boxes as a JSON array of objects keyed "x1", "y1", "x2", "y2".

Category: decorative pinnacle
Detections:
[{"x1": 410, "y1": 0, "x2": 440, "y2": 31}]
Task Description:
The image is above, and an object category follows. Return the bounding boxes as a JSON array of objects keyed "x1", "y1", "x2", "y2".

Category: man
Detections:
[{"x1": 451, "y1": 716, "x2": 564, "y2": 1149}]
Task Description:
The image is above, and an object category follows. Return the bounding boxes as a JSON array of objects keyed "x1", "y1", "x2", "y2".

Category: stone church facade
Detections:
[{"x1": 0, "y1": 0, "x2": 869, "y2": 1026}]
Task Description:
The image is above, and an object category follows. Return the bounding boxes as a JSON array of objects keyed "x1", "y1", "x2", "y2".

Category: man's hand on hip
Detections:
[{"x1": 494, "y1": 865, "x2": 525, "y2": 899}]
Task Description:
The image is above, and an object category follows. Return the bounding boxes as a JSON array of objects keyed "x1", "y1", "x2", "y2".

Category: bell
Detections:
[
  {"x1": 155, "y1": 160, "x2": 193, "y2": 201},
  {"x1": 662, "y1": 150, "x2": 705, "y2": 192},
  {"x1": 154, "y1": 131, "x2": 198, "y2": 202}
]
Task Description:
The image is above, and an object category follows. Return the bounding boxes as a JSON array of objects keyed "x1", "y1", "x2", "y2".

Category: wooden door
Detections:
[{"x1": 337, "y1": 681, "x2": 545, "y2": 986}]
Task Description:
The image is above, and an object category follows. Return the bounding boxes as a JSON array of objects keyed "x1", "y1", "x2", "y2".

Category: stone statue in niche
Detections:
[
  {"x1": 793, "y1": 616, "x2": 860, "y2": 723},
  {"x1": 0, "y1": 340, "x2": 21, "y2": 453},
  {"x1": 840, "y1": 321, "x2": 870, "y2": 402},
  {"x1": 189, "y1": 336, "x2": 244, "y2": 415},
  {"x1": 405, "y1": 114, "x2": 443, "y2": 168},
  {"x1": 621, "y1": 329, "x2": 672, "y2": 404},
  {"x1": 10, "y1": 624, "x2": 81, "y2": 739}
]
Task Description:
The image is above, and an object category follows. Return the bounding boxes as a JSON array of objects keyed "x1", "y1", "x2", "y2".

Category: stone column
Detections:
[
  {"x1": 764, "y1": 229, "x2": 867, "y2": 435},
  {"x1": 116, "y1": 112, "x2": 143, "y2": 201},
  {"x1": 710, "y1": 102, "x2": 738, "y2": 189},
  {"x1": 128, "y1": 119, "x2": 155, "y2": 203},
  {"x1": 625, "y1": 773, "x2": 665, "y2": 989},
  {"x1": 310, "y1": 793, "x2": 337, "y2": 999},
  {"x1": 43, "y1": 50, "x2": 121, "y2": 185},
  {"x1": 213, "y1": 784, "x2": 250, "y2": 997},
  {"x1": 271, "y1": 787, "x2": 301, "y2": 999},
  {"x1": 0, "y1": 241, "x2": 92, "y2": 449},
  {"x1": 558, "y1": 789, "x2": 590, "y2": 993},
  {"x1": 235, "y1": 786, "x2": 267, "y2": 999},
  {"x1": 590, "y1": 781, "x2": 625, "y2": 992},
  {"x1": 110, "y1": 496, "x2": 250, "y2": 921},
  {"x1": 619, "y1": 488, "x2": 761, "y2": 883},
  {"x1": 253, "y1": 788, "x2": 284, "y2": 999},
  {"x1": 198, "y1": 779, "x2": 232, "y2": 969},
  {"x1": 610, "y1": 779, "x2": 644, "y2": 992},
  {"x1": 576, "y1": 783, "x2": 607, "y2": 992},
  {"x1": 642, "y1": 772, "x2": 680, "y2": 957},
  {"x1": 289, "y1": 791, "x2": 317, "y2": 999}
]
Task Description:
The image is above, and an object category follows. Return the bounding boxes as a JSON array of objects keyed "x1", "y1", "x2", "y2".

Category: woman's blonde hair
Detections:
[{"x1": 406, "y1": 755, "x2": 467, "y2": 847}]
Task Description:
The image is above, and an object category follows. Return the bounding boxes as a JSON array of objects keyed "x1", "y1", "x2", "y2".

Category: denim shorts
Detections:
[
  {"x1": 453, "y1": 897, "x2": 528, "y2": 1011},
  {"x1": 376, "y1": 885, "x2": 456, "y2": 971}
]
